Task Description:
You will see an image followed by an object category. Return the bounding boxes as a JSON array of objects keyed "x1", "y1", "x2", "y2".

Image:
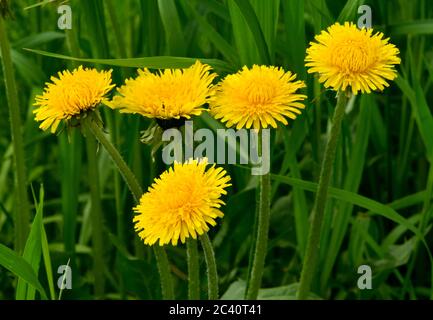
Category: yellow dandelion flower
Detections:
[
  {"x1": 34, "y1": 66, "x2": 114, "y2": 133},
  {"x1": 133, "y1": 158, "x2": 231, "y2": 246},
  {"x1": 110, "y1": 61, "x2": 216, "y2": 121},
  {"x1": 305, "y1": 22, "x2": 401, "y2": 94},
  {"x1": 210, "y1": 65, "x2": 306, "y2": 130}
]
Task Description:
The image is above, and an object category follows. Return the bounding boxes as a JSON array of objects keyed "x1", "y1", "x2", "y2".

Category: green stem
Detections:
[
  {"x1": 296, "y1": 91, "x2": 348, "y2": 300},
  {"x1": 245, "y1": 183, "x2": 260, "y2": 294},
  {"x1": 87, "y1": 120, "x2": 142, "y2": 202},
  {"x1": 313, "y1": 77, "x2": 322, "y2": 179},
  {"x1": 153, "y1": 246, "x2": 175, "y2": 299},
  {"x1": 200, "y1": 234, "x2": 218, "y2": 300},
  {"x1": 0, "y1": 15, "x2": 30, "y2": 253},
  {"x1": 84, "y1": 134, "x2": 105, "y2": 298},
  {"x1": 245, "y1": 131, "x2": 271, "y2": 300},
  {"x1": 176, "y1": 125, "x2": 201, "y2": 300},
  {"x1": 59, "y1": 132, "x2": 81, "y2": 273},
  {"x1": 187, "y1": 238, "x2": 200, "y2": 300},
  {"x1": 245, "y1": 174, "x2": 271, "y2": 299},
  {"x1": 86, "y1": 119, "x2": 174, "y2": 299},
  {"x1": 113, "y1": 121, "x2": 126, "y2": 244}
]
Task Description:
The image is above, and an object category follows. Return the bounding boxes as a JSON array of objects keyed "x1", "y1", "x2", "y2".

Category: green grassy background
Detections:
[{"x1": 1, "y1": 0, "x2": 433, "y2": 300}]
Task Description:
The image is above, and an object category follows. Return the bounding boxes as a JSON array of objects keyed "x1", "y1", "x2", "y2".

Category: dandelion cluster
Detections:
[{"x1": 34, "y1": 22, "x2": 400, "y2": 247}]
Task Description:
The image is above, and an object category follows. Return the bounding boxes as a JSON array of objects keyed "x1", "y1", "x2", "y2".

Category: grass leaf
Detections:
[
  {"x1": 270, "y1": 174, "x2": 421, "y2": 237},
  {"x1": 24, "y1": 48, "x2": 233, "y2": 72},
  {"x1": 0, "y1": 243, "x2": 47, "y2": 299}
]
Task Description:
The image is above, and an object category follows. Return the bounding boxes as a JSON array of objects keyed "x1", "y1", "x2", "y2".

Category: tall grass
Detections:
[{"x1": 0, "y1": 0, "x2": 433, "y2": 300}]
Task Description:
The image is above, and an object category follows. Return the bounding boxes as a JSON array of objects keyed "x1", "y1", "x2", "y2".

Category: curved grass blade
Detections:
[
  {"x1": 0, "y1": 243, "x2": 47, "y2": 299},
  {"x1": 389, "y1": 20, "x2": 433, "y2": 35},
  {"x1": 271, "y1": 173, "x2": 433, "y2": 279},
  {"x1": 270, "y1": 174, "x2": 421, "y2": 237},
  {"x1": 24, "y1": 48, "x2": 233, "y2": 72},
  {"x1": 186, "y1": 2, "x2": 239, "y2": 65},
  {"x1": 158, "y1": 0, "x2": 186, "y2": 56},
  {"x1": 395, "y1": 74, "x2": 433, "y2": 162},
  {"x1": 15, "y1": 194, "x2": 43, "y2": 300},
  {"x1": 231, "y1": 0, "x2": 271, "y2": 65},
  {"x1": 24, "y1": 0, "x2": 59, "y2": 10},
  {"x1": 337, "y1": 0, "x2": 365, "y2": 23}
]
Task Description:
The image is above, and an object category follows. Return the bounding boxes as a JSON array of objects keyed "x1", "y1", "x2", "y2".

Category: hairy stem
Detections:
[
  {"x1": 0, "y1": 15, "x2": 30, "y2": 253},
  {"x1": 200, "y1": 233, "x2": 218, "y2": 300},
  {"x1": 297, "y1": 91, "x2": 348, "y2": 300},
  {"x1": 245, "y1": 173, "x2": 271, "y2": 299},
  {"x1": 84, "y1": 134, "x2": 105, "y2": 298},
  {"x1": 187, "y1": 238, "x2": 200, "y2": 300},
  {"x1": 86, "y1": 119, "x2": 174, "y2": 299},
  {"x1": 245, "y1": 131, "x2": 271, "y2": 300}
]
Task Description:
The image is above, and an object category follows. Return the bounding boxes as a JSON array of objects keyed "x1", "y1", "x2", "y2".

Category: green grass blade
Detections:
[
  {"x1": 158, "y1": 0, "x2": 186, "y2": 56},
  {"x1": 0, "y1": 14, "x2": 31, "y2": 254},
  {"x1": 24, "y1": 48, "x2": 233, "y2": 72},
  {"x1": 105, "y1": 0, "x2": 128, "y2": 59},
  {"x1": 24, "y1": 0, "x2": 57, "y2": 10},
  {"x1": 13, "y1": 31, "x2": 65, "y2": 49},
  {"x1": 390, "y1": 20, "x2": 433, "y2": 35},
  {"x1": 337, "y1": 0, "x2": 365, "y2": 23},
  {"x1": 282, "y1": 0, "x2": 306, "y2": 78},
  {"x1": 81, "y1": 0, "x2": 110, "y2": 59},
  {"x1": 15, "y1": 187, "x2": 43, "y2": 300},
  {"x1": 250, "y1": 0, "x2": 279, "y2": 63},
  {"x1": 186, "y1": 2, "x2": 239, "y2": 65},
  {"x1": 308, "y1": 0, "x2": 333, "y2": 32},
  {"x1": 286, "y1": 150, "x2": 309, "y2": 258},
  {"x1": 59, "y1": 132, "x2": 82, "y2": 268},
  {"x1": 0, "y1": 243, "x2": 47, "y2": 299},
  {"x1": 395, "y1": 75, "x2": 433, "y2": 162},
  {"x1": 230, "y1": 0, "x2": 271, "y2": 65},
  {"x1": 141, "y1": 0, "x2": 163, "y2": 56},
  {"x1": 40, "y1": 204, "x2": 56, "y2": 300},
  {"x1": 195, "y1": 0, "x2": 230, "y2": 22},
  {"x1": 270, "y1": 174, "x2": 421, "y2": 238}
]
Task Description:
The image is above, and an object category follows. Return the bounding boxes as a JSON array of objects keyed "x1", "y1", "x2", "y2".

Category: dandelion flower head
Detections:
[
  {"x1": 34, "y1": 66, "x2": 114, "y2": 133},
  {"x1": 210, "y1": 65, "x2": 306, "y2": 130},
  {"x1": 305, "y1": 22, "x2": 401, "y2": 94},
  {"x1": 110, "y1": 61, "x2": 216, "y2": 121},
  {"x1": 133, "y1": 158, "x2": 231, "y2": 246}
]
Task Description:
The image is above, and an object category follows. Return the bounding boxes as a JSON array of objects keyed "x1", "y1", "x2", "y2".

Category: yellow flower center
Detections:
[
  {"x1": 330, "y1": 38, "x2": 377, "y2": 74},
  {"x1": 246, "y1": 81, "x2": 276, "y2": 106}
]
